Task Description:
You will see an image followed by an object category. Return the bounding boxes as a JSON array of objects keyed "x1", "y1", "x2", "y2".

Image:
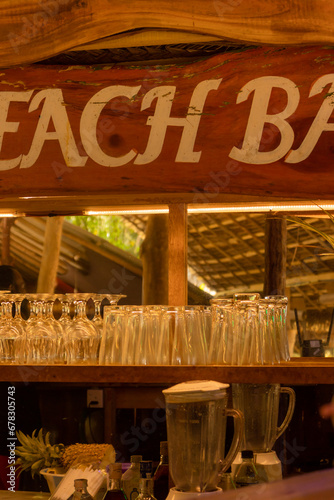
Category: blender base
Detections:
[
  {"x1": 166, "y1": 487, "x2": 224, "y2": 500},
  {"x1": 232, "y1": 450, "x2": 282, "y2": 483}
]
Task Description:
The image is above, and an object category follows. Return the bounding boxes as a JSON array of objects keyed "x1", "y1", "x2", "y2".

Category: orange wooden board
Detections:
[
  {"x1": 1, "y1": 46, "x2": 334, "y2": 204},
  {"x1": 2, "y1": 1, "x2": 334, "y2": 67}
]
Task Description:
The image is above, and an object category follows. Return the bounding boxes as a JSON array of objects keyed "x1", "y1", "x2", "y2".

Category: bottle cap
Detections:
[
  {"x1": 109, "y1": 463, "x2": 123, "y2": 479},
  {"x1": 131, "y1": 455, "x2": 143, "y2": 463},
  {"x1": 241, "y1": 450, "x2": 254, "y2": 459},
  {"x1": 140, "y1": 460, "x2": 153, "y2": 477}
]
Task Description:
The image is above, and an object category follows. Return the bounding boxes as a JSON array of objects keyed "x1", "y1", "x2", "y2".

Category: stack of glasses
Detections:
[
  {"x1": 0, "y1": 293, "x2": 125, "y2": 365},
  {"x1": 0, "y1": 292, "x2": 290, "y2": 365},
  {"x1": 99, "y1": 294, "x2": 290, "y2": 366}
]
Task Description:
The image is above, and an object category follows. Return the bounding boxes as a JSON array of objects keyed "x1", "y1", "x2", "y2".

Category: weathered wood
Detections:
[
  {"x1": 141, "y1": 214, "x2": 169, "y2": 305},
  {"x1": 37, "y1": 216, "x2": 64, "y2": 293},
  {"x1": 1, "y1": 360, "x2": 334, "y2": 384},
  {"x1": 2, "y1": 1, "x2": 334, "y2": 67},
  {"x1": 1, "y1": 46, "x2": 334, "y2": 213},
  {"x1": 263, "y1": 214, "x2": 287, "y2": 296},
  {"x1": 168, "y1": 204, "x2": 188, "y2": 305}
]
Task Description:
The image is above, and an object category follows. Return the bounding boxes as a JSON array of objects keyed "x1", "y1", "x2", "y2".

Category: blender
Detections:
[
  {"x1": 163, "y1": 380, "x2": 244, "y2": 499},
  {"x1": 231, "y1": 383, "x2": 296, "y2": 482}
]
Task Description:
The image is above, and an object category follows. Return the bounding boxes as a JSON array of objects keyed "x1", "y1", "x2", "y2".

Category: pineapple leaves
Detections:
[{"x1": 15, "y1": 428, "x2": 64, "y2": 477}]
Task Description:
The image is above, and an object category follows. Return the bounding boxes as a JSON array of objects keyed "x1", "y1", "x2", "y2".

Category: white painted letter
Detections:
[
  {"x1": 286, "y1": 74, "x2": 334, "y2": 163},
  {"x1": 80, "y1": 85, "x2": 141, "y2": 167},
  {"x1": 20, "y1": 89, "x2": 86, "y2": 168},
  {"x1": 135, "y1": 79, "x2": 222, "y2": 164},
  {"x1": 229, "y1": 76, "x2": 299, "y2": 164},
  {"x1": 0, "y1": 91, "x2": 33, "y2": 171}
]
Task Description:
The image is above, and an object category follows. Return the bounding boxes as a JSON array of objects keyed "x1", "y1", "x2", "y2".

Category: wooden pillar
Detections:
[
  {"x1": 37, "y1": 216, "x2": 64, "y2": 293},
  {"x1": 1, "y1": 218, "x2": 15, "y2": 265},
  {"x1": 263, "y1": 213, "x2": 287, "y2": 297},
  {"x1": 141, "y1": 214, "x2": 169, "y2": 305},
  {"x1": 168, "y1": 203, "x2": 188, "y2": 305}
]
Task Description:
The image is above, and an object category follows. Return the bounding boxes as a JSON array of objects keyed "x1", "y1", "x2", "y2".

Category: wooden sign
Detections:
[
  {"x1": 2, "y1": 1, "x2": 334, "y2": 67},
  {"x1": 1, "y1": 46, "x2": 334, "y2": 210}
]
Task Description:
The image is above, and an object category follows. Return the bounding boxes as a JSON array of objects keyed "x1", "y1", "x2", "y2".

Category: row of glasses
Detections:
[
  {"x1": 209, "y1": 293, "x2": 290, "y2": 365},
  {"x1": 99, "y1": 305, "x2": 209, "y2": 365},
  {"x1": 0, "y1": 293, "x2": 125, "y2": 364}
]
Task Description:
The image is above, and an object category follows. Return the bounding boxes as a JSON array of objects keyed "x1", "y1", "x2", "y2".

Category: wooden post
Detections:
[
  {"x1": 141, "y1": 214, "x2": 169, "y2": 305},
  {"x1": 1, "y1": 218, "x2": 15, "y2": 265},
  {"x1": 263, "y1": 213, "x2": 287, "y2": 297},
  {"x1": 168, "y1": 204, "x2": 188, "y2": 305},
  {"x1": 37, "y1": 216, "x2": 64, "y2": 293}
]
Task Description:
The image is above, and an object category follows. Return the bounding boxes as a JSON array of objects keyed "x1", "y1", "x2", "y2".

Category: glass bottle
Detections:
[
  {"x1": 153, "y1": 442, "x2": 169, "y2": 500},
  {"x1": 121, "y1": 455, "x2": 142, "y2": 500},
  {"x1": 234, "y1": 450, "x2": 261, "y2": 488},
  {"x1": 104, "y1": 463, "x2": 128, "y2": 500},
  {"x1": 70, "y1": 478, "x2": 94, "y2": 500},
  {"x1": 135, "y1": 478, "x2": 157, "y2": 500}
]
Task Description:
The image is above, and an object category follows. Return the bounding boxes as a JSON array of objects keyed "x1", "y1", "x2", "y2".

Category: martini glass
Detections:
[
  {"x1": 0, "y1": 294, "x2": 24, "y2": 363},
  {"x1": 43, "y1": 294, "x2": 64, "y2": 364},
  {"x1": 65, "y1": 293, "x2": 100, "y2": 364},
  {"x1": 25, "y1": 294, "x2": 58, "y2": 364}
]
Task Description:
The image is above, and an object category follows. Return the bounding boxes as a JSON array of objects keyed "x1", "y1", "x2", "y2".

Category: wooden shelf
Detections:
[{"x1": 1, "y1": 359, "x2": 334, "y2": 385}]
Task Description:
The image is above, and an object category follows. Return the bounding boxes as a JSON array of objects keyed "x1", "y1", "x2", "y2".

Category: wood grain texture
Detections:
[
  {"x1": 2, "y1": 1, "x2": 334, "y2": 67},
  {"x1": 1, "y1": 46, "x2": 334, "y2": 214},
  {"x1": 1, "y1": 360, "x2": 334, "y2": 384},
  {"x1": 168, "y1": 204, "x2": 188, "y2": 305},
  {"x1": 264, "y1": 214, "x2": 287, "y2": 296}
]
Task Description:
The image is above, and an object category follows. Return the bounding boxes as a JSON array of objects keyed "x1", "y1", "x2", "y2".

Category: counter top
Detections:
[
  {"x1": 218, "y1": 469, "x2": 334, "y2": 500},
  {"x1": 0, "y1": 493, "x2": 49, "y2": 500}
]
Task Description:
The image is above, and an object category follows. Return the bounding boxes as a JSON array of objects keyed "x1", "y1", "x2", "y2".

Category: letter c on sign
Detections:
[{"x1": 80, "y1": 85, "x2": 141, "y2": 167}]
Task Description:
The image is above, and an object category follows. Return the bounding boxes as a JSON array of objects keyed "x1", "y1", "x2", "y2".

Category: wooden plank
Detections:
[
  {"x1": 168, "y1": 204, "x2": 188, "y2": 305},
  {"x1": 1, "y1": 360, "x2": 334, "y2": 385},
  {"x1": 1, "y1": 47, "x2": 334, "y2": 212},
  {"x1": 2, "y1": 1, "x2": 334, "y2": 67},
  {"x1": 263, "y1": 214, "x2": 287, "y2": 296}
]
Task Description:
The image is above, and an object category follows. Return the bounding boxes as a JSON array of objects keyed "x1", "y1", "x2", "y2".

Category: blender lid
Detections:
[{"x1": 163, "y1": 380, "x2": 229, "y2": 396}]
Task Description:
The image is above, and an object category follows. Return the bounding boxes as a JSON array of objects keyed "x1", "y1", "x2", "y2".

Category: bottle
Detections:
[
  {"x1": 104, "y1": 463, "x2": 128, "y2": 500},
  {"x1": 122, "y1": 455, "x2": 142, "y2": 500},
  {"x1": 139, "y1": 461, "x2": 154, "y2": 496},
  {"x1": 135, "y1": 477, "x2": 157, "y2": 500},
  {"x1": 234, "y1": 450, "x2": 261, "y2": 488},
  {"x1": 70, "y1": 478, "x2": 94, "y2": 500},
  {"x1": 153, "y1": 442, "x2": 169, "y2": 500}
]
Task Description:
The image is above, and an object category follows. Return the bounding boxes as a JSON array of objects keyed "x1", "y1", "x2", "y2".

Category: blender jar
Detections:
[
  {"x1": 163, "y1": 380, "x2": 244, "y2": 493},
  {"x1": 232, "y1": 383, "x2": 296, "y2": 452}
]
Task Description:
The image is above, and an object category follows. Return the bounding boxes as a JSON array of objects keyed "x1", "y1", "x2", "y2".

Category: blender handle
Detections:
[
  {"x1": 219, "y1": 408, "x2": 244, "y2": 474},
  {"x1": 276, "y1": 387, "x2": 296, "y2": 440}
]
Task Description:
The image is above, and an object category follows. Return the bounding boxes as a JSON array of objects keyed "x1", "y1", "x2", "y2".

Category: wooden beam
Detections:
[
  {"x1": 2, "y1": 1, "x2": 334, "y2": 67},
  {"x1": 1, "y1": 218, "x2": 15, "y2": 265},
  {"x1": 263, "y1": 214, "x2": 287, "y2": 297},
  {"x1": 37, "y1": 216, "x2": 64, "y2": 293},
  {"x1": 168, "y1": 204, "x2": 188, "y2": 305},
  {"x1": 141, "y1": 214, "x2": 169, "y2": 304}
]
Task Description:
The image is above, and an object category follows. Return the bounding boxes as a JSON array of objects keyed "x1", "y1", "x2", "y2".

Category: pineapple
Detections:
[{"x1": 15, "y1": 428, "x2": 115, "y2": 477}]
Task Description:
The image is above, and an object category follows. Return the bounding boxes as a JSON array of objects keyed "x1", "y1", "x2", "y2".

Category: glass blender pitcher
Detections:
[
  {"x1": 163, "y1": 380, "x2": 244, "y2": 500},
  {"x1": 231, "y1": 383, "x2": 296, "y2": 482}
]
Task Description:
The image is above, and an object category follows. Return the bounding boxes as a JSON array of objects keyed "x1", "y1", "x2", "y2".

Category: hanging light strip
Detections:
[
  {"x1": 188, "y1": 203, "x2": 334, "y2": 214},
  {"x1": 85, "y1": 203, "x2": 334, "y2": 216}
]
